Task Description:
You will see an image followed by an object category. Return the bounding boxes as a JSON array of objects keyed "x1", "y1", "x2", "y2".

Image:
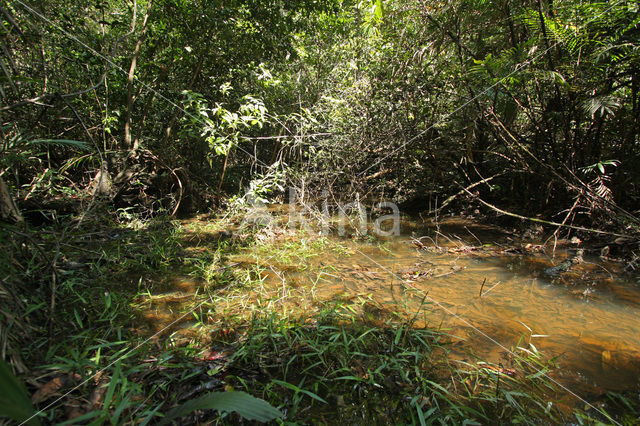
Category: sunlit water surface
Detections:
[{"x1": 144, "y1": 214, "x2": 640, "y2": 400}]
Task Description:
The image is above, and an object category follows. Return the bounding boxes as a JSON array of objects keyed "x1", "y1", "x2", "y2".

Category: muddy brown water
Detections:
[
  {"x1": 271, "y1": 216, "x2": 640, "y2": 396},
  {"x1": 149, "y1": 214, "x2": 640, "y2": 401}
]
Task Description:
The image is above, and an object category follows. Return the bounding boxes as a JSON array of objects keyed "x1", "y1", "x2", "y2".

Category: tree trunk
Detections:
[
  {"x1": 0, "y1": 176, "x2": 23, "y2": 223},
  {"x1": 124, "y1": 0, "x2": 154, "y2": 150},
  {"x1": 218, "y1": 151, "x2": 230, "y2": 192}
]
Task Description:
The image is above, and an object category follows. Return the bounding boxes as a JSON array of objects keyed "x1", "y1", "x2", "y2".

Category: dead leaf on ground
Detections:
[{"x1": 31, "y1": 373, "x2": 82, "y2": 404}]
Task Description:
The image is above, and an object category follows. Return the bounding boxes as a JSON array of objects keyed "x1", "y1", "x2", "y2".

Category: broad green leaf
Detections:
[
  {"x1": 374, "y1": 1, "x2": 383, "y2": 20},
  {"x1": 0, "y1": 359, "x2": 40, "y2": 425},
  {"x1": 158, "y1": 391, "x2": 282, "y2": 425}
]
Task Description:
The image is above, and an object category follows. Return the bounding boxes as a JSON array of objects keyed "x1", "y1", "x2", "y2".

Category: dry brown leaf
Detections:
[{"x1": 31, "y1": 374, "x2": 80, "y2": 404}]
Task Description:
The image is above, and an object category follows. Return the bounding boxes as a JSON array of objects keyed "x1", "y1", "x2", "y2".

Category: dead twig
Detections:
[{"x1": 429, "y1": 173, "x2": 502, "y2": 216}]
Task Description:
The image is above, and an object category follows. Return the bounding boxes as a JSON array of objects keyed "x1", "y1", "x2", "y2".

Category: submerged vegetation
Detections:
[{"x1": 1, "y1": 0, "x2": 640, "y2": 423}]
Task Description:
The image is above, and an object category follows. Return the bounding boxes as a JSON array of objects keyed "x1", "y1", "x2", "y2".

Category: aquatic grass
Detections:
[
  {"x1": 85, "y1": 219, "x2": 186, "y2": 286},
  {"x1": 572, "y1": 390, "x2": 639, "y2": 425},
  {"x1": 193, "y1": 293, "x2": 572, "y2": 424},
  {"x1": 229, "y1": 308, "x2": 447, "y2": 421},
  {"x1": 242, "y1": 228, "x2": 347, "y2": 269},
  {"x1": 90, "y1": 222, "x2": 566, "y2": 423},
  {"x1": 179, "y1": 215, "x2": 232, "y2": 235},
  {"x1": 448, "y1": 341, "x2": 566, "y2": 423},
  {"x1": 186, "y1": 248, "x2": 226, "y2": 283}
]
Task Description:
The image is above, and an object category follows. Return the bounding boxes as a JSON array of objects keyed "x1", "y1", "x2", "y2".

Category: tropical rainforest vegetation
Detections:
[{"x1": 1, "y1": 0, "x2": 639, "y2": 423}]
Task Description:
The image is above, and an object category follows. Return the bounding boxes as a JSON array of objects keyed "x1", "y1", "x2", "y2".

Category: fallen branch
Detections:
[
  {"x1": 433, "y1": 266, "x2": 464, "y2": 278},
  {"x1": 460, "y1": 185, "x2": 631, "y2": 238},
  {"x1": 430, "y1": 173, "x2": 502, "y2": 215},
  {"x1": 363, "y1": 168, "x2": 392, "y2": 181}
]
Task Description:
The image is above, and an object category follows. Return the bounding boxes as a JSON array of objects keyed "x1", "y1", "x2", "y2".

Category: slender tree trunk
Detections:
[
  {"x1": 536, "y1": 0, "x2": 556, "y2": 71},
  {"x1": 630, "y1": 67, "x2": 639, "y2": 156},
  {"x1": 504, "y1": 0, "x2": 518, "y2": 47},
  {"x1": 218, "y1": 152, "x2": 230, "y2": 192},
  {"x1": 124, "y1": 0, "x2": 154, "y2": 150}
]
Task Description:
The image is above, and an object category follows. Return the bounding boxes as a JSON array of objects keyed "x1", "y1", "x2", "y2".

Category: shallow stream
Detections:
[
  {"x1": 146, "y1": 212, "x2": 640, "y2": 402},
  {"x1": 300, "y1": 218, "x2": 640, "y2": 396}
]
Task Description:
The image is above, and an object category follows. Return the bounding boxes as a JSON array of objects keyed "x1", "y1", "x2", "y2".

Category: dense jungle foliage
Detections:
[
  {"x1": 1, "y1": 0, "x2": 640, "y2": 423},
  {"x1": 2, "y1": 0, "x2": 639, "y2": 220}
]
